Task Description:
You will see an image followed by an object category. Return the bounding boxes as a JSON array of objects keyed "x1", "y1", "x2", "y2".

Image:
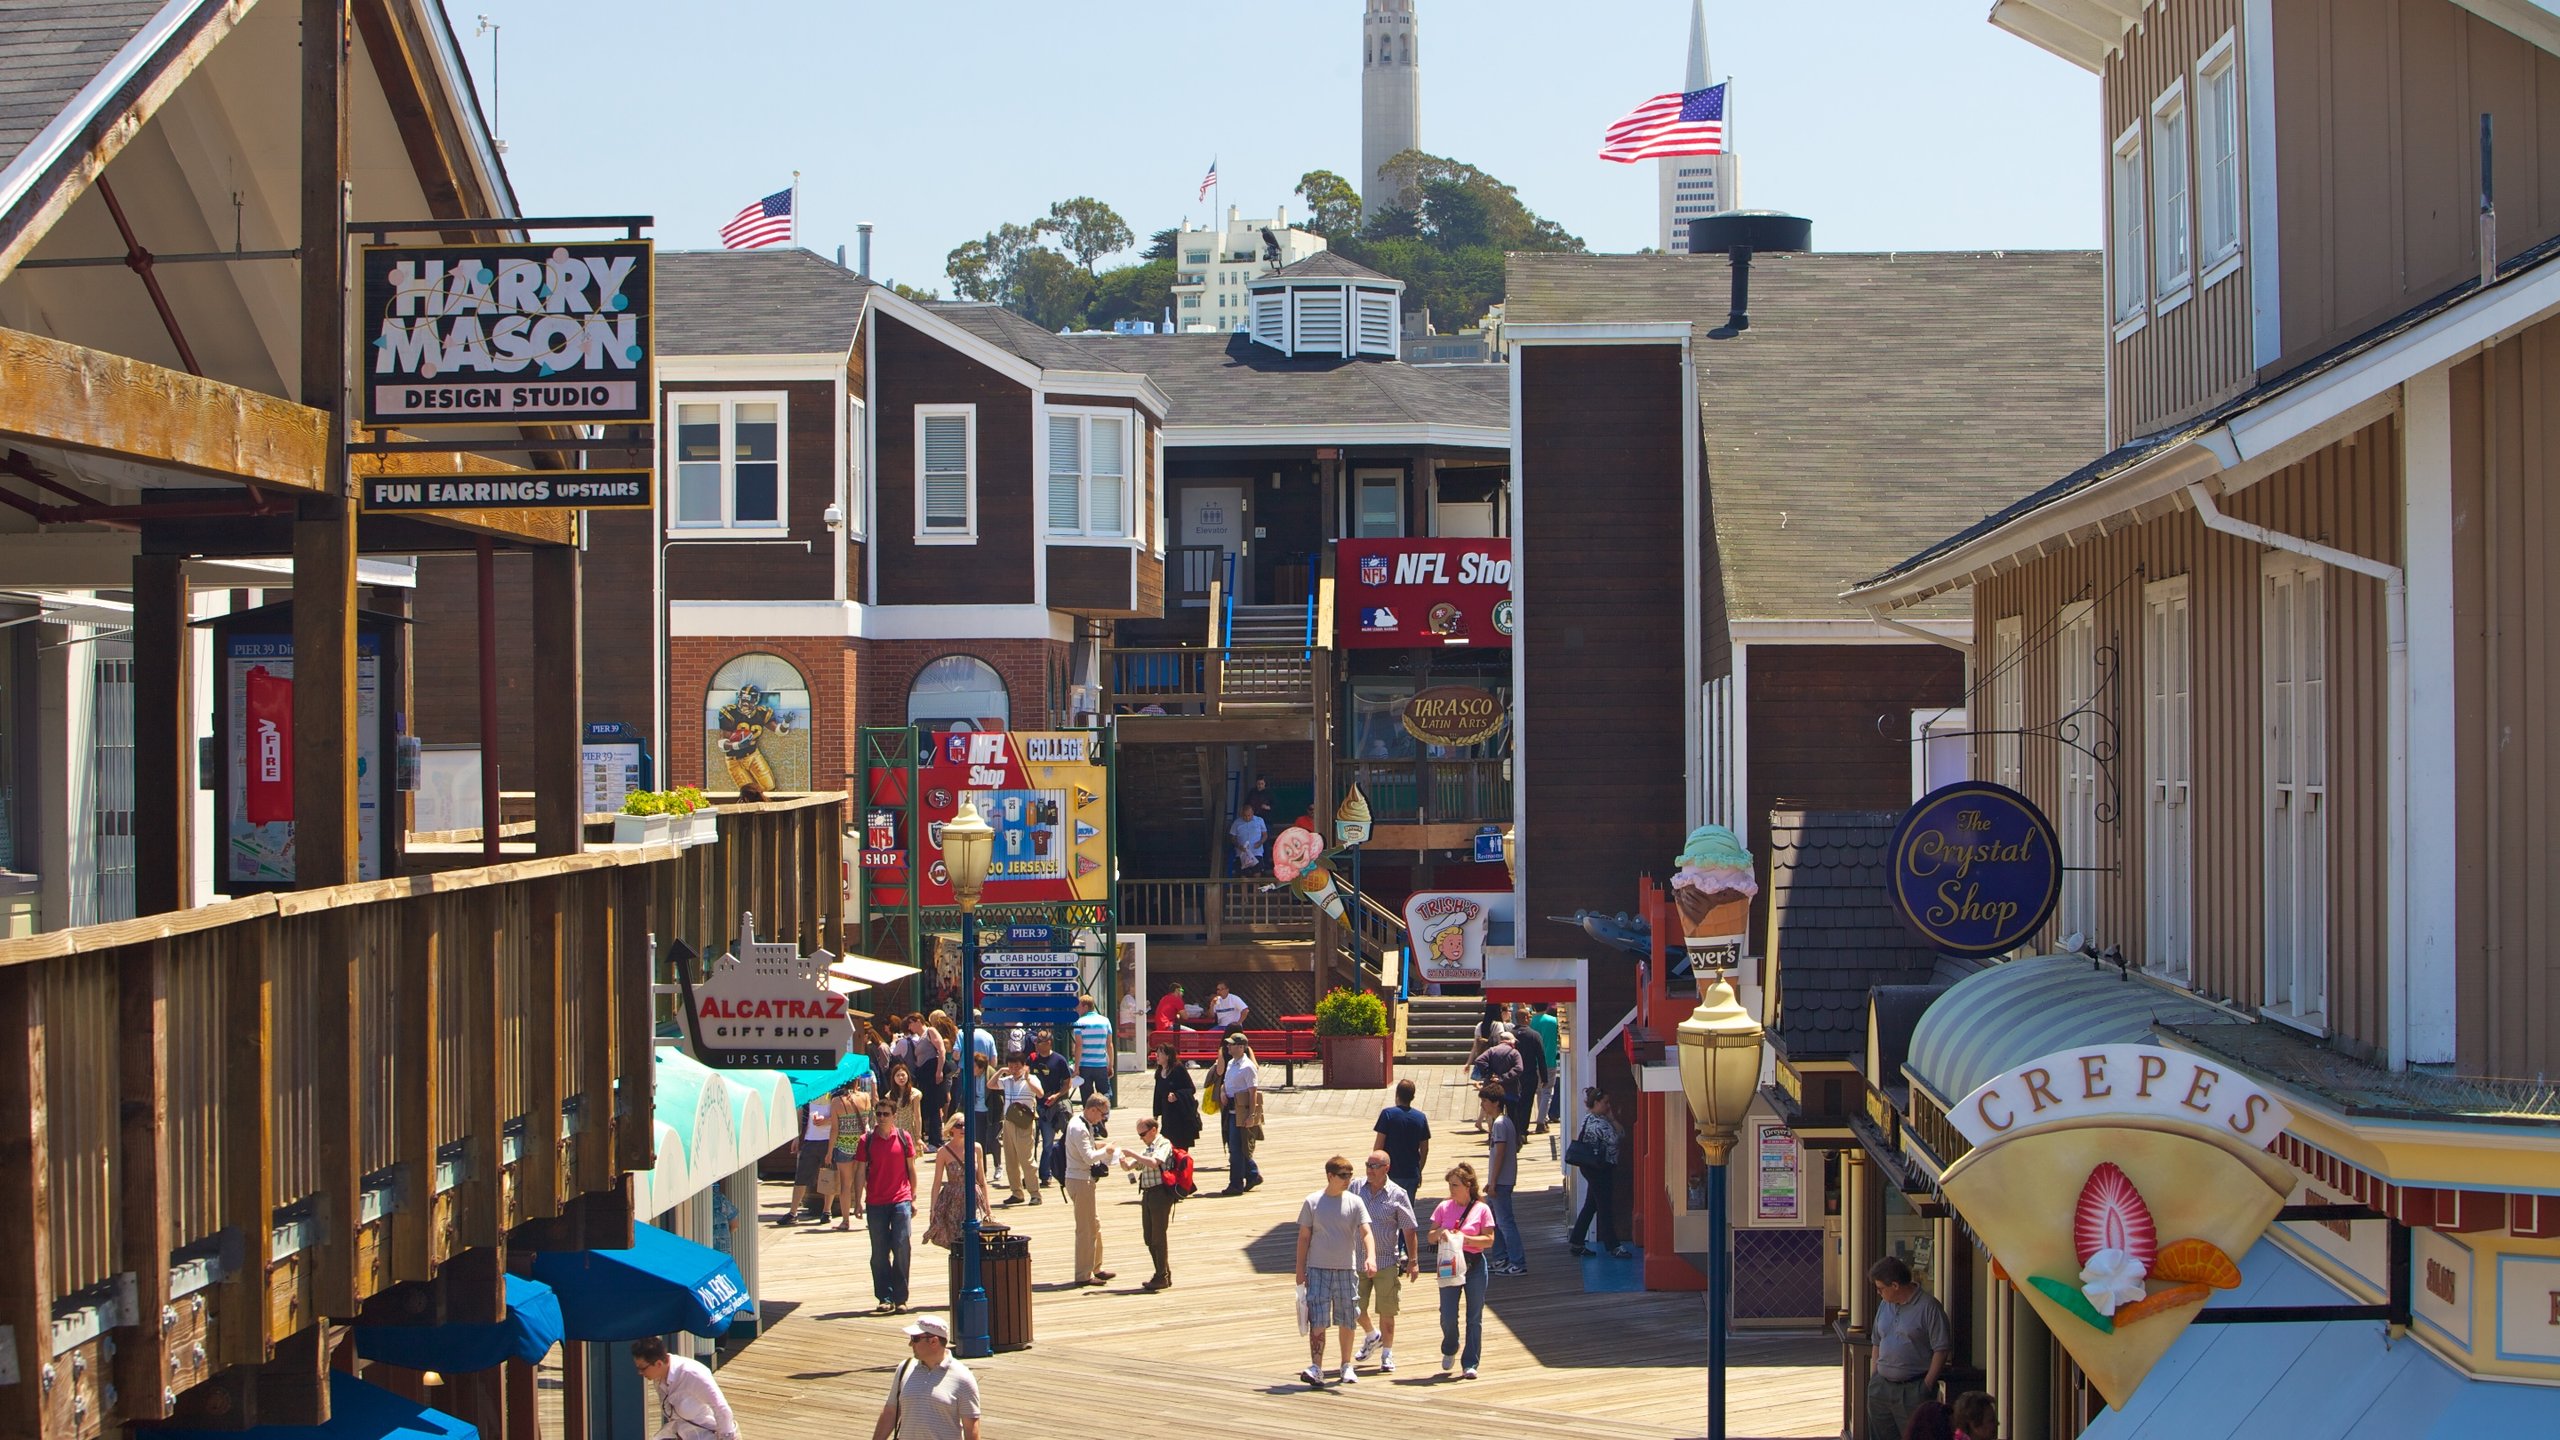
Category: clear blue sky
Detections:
[{"x1": 459, "y1": 1, "x2": 2097, "y2": 294}]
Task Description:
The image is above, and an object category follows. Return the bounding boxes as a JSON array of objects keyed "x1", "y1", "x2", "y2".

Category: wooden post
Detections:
[
  {"x1": 391, "y1": 898, "x2": 441, "y2": 1283},
  {"x1": 532, "y1": 545, "x2": 584, "y2": 858},
  {"x1": 0, "y1": 971, "x2": 51, "y2": 1439},
  {"x1": 371, "y1": 582, "x2": 417, "y2": 877},
  {"x1": 574, "y1": 877, "x2": 615, "y2": 1193},
  {"x1": 612, "y1": 867, "x2": 655, "y2": 1168},
  {"x1": 293, "y1": 0, "x2": 358, "y2": 887},
  {"x1": 314, "y1": 909, "x2": 362, "y2": 1317},
  {"x1": 119, "y1": 945, "x2": 176, "y2": 1420},
  {"x1": 133, "y1": 555, "x2": 192, "y2": 915},
  {"x1": 460, "y1": 890, "x2": 504, "y2": 1249},
  {"x1": 1311, "y1": 644, "x2": 1338, "y2": 997},
  {"x1": 523, "y1": 877, "x2": 565, "y2": 1222},
  {"x1": 477, "y1": 538, "x2": 501, "y2": 862},
  {"x1": 223, "y1": 925, "x2": 276, "y2": 1364}
]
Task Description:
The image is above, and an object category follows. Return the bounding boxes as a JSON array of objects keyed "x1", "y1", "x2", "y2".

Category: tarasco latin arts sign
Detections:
[
  {"x1": 1940, "y1": 1044, "x2": 2296, "y2": 1409},
  {"x1": 359, "y1": 240, "x2": 655, "y2": 426},
  {"x1": 1888, "y1": 780, "x2": 2061, "y2": 957},
  {"x1": 1399, "y1": 685, "x2": 1506, "y2": 746}
]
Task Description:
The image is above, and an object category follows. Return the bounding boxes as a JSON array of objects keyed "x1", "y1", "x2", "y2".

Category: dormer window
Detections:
[{"x1": 1245, "y1": 255, "x2": 1406, "y2": 359}]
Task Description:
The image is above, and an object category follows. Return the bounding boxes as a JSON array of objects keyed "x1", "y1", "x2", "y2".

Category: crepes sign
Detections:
[
  {"x1": 1939, "y1": 1044, "x2": 2295, "y2": 1410},
  {"x1": 359, "y1": 240, "x2": 654, "y2": 426}
]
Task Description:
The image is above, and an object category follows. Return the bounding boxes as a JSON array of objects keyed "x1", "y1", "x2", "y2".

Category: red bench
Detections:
[{"x1": 1150, "y1": 1025, "x2": 1320, "y2": 1086}]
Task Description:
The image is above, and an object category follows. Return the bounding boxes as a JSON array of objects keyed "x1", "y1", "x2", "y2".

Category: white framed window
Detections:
[
  {"x1": 1914, "y1": 708, "x2": 1970, "y2": 799},
  {"x1": 1353, "y1": 469, "x2": 1404, "y2": 537},
  {"x1": 2196, "y1": 33, "x2": 2243, "y2": 277},
  {"x1": 2151, "y1": 83, "x2": 2192, "y2": 305},
  {"x1": 914, "y1": 404, "x2": 976, "y2": 542},
  {"x1": 844, "y1": 395, "x2": 868, "y2": 540},
  {"x1": 2263, "y1": 556, "x2": 2328, "y2": 1031},
  {"x1": 669, "y1": 393, "x2": 786, "y2": 532},
  {"x1": 2111, "y1": 123, "x2": 2148, "y2": 330},
  {"x1": 2142, "y1": 577, "x2": 2193, "y2": 985},
  {"x1": 2055, "y1": 601, "x2": 2100, "y2": 943},
  {"x1": 1045, "y1": 407, "x2": 1131, "y2": 539},
  {"x1": 1990, "y1": 615, "x2": 2024, "y2": 790}
]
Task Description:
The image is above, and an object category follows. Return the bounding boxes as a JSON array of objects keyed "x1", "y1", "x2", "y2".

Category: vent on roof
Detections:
[
  {"x1": 1687, "y1": 211, "x2": 1813, "y2": 339},
  {"x1": 1246, "y1": 271, "x2": 1407, "y2": 360}
]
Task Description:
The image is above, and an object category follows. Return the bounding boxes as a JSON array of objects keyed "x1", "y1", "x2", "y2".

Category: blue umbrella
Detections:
[
  {"x1": 526, "y1": 1222, "x2": 749, "y2": 1341},
  {"x1": 353, "y1": 1275, "x2": 564, "y2": 1374},
  {"x1": 151, "y1": 1373, "x2": 476, "y2": 1440}
]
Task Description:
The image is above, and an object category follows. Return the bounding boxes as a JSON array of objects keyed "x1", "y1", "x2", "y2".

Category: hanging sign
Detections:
[
  {"x1": 359, "y1": 470, "x2": 653, "y2": 513},
  {"x1": 1403, "y1": 892, "x2": 1493, "y2": 985},
  {"x1": 1939, "y1": 1045, "x2": 2294, "y2": 1410},
  {"x1": 683, "y1": 913, "x2": 849, "y2": 1070},
  {"x1": 1399, "y1": 686, "x2": 1508, "y2": 747},
  {"x1": 896, "y1": 730, "x2": 1110, "y2": 907},
  {"x1": 358, "y1": 240, "x2": 654, "y2": 426},
  {"x1": 1888, "y1": 781, "x2": 2062, "y2": 957},
  {"x1": 1339, "y1": 539, "x2": 1513, "y2": 648}
]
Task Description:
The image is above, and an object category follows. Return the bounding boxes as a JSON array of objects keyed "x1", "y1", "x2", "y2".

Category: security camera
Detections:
[{"x1": 823, "y1": 503, "x2": 845, "y2": 531}]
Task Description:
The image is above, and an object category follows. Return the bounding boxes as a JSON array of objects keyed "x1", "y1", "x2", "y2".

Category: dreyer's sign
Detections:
[
  {"x1": 359, "y1": 240, "x2": 654, "y2": 426},
  {"x1": 1339, "y1": 539, "x2": 1514, "y2": 649}
]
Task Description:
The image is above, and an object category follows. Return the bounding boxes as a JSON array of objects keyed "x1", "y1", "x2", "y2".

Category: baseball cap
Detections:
[{"x1": 903, "y1": 1315, "x2": 950, "y2": 1341}]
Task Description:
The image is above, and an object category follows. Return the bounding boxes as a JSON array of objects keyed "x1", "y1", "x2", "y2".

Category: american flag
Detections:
[
  {"x1": 1197, "y1": 158, "x2": 1218, "y2": 202},
  {"x1": 1597, "y1": 82, "x2": 1727, "y2": 163},
  {"x1": 720, "y1": 187, "x2": 794, "y2": 249}
]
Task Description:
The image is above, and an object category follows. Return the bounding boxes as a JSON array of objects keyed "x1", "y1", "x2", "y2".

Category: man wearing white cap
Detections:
[{"x1": 870, "y1": 1315, "x2": 980, "y2": 1440}]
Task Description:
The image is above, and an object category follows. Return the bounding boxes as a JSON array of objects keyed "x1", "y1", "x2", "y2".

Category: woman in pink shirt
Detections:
[{"x1": 1427, "y1": 1162, "x2": 1498, "y2": 1379}]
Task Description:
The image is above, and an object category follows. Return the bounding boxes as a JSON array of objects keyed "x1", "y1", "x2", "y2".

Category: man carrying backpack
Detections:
[{"x1": 1121, "y1": 1114, "x2": 1187, "y2": 1290}]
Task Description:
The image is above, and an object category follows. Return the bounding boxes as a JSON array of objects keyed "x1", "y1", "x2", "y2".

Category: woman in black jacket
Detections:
[{"x1": 1151, "y1": 1041, "x2": 1201, "y2": 1150}]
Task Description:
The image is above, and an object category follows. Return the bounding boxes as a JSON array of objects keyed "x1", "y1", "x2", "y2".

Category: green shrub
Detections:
[
  {"x1": 1313, "y1": 986, "x2": 1389, "y2": 1037},
  {"x1": 621, "y1": 787, "x2": 709, "y2": 817}
]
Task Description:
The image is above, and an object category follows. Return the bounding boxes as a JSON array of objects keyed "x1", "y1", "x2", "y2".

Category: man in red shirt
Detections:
[
  {"x1": 1151, "y1": 983, "x2": 1189, "y2": 1038},
  {"x1": 852, "y1": 1107, "x2": 921, "y2": 1314}
]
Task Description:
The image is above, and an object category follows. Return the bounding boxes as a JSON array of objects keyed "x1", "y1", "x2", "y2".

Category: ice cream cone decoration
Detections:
[
  {"x1": 1335, "y1": 784, "x2": 1373, "y2": 848},
  {"x1": 1670, "y1": 824, "x2": 1756, "y2": 958},
  {"x1": 1293, "y1": 863, "x2": 1347, "y2": 922}
]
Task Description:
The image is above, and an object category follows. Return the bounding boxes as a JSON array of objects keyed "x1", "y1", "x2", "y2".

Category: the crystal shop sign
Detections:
[{"x1": 1888, "y1": 781, "x2": 2061, "y2": 958}]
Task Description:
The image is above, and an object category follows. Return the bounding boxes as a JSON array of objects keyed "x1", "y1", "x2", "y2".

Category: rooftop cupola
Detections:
[{"x1": 1245, "y1": 252, "x2": 1405, "y2": 359}]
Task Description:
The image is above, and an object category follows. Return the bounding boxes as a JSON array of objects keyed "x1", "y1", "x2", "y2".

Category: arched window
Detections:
[
  {"x1": 907, "y1": 655, "x2": 1010, "y2": 732},
  {"x1": 1400, "y1": 31, "x2": 1410, "y2": 65},
  {"x1": 704, "y1": 652, "x2": 812, "y2": 794}
]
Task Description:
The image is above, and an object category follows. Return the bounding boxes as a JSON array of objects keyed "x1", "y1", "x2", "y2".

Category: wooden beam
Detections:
[
  {"x1": 522, "y1": 879, "x2": 565, "y2": 1223},
  {"x1": 532, "y1": 545, "x2": 584, "y2": 857},
  {"x1": 0, "y1": 327, "x2": 328, "y2": 491},
  {"x1": 612, "y1": 868, "x2": 655, "y2": 1169},
  {"x1": 247, "y1": 1324, "x2": 332, "y2": 1429},
  {"x1": 222, "y1": 925, "x2": 275, "y2": 1365},
  {"x1": 119, "y1": 945, "x2": 177, "y2": 1421},
  {"x1": 312, "y1": 910, "x2": 363, "y2": 1317},
  {"x1": 133, "y1": 553, "x2": 192, "y2": 916},
  {"x1": 293, "y1": 498, "x2": 363, "y2": 885},
  {"x1": 0, "y1": 971, "x2": 51, "y2": 1440},
  {"x1": 348, "y1": 0, "x2": 474, "y2": 229},
  {"x1": 351, "y1": 450, "x2": 579, "y2": 546},
  {"x1": 459, "y1": 891, "x2": 504, "y2": 1250},
  {"x1": 574, "y1": 877, "x2": 615, "y2": 1192}
]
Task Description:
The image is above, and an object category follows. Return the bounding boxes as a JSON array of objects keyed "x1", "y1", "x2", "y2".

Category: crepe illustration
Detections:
[
  {"x1": 1335, "y1": 784, "x2": 1373, "y2": 848},
  {"x1": 1669, "y1": 824, "x2": 1756, "y2": 951},
  {"x1": 1940, "y1": 1121, "x2": 2292, "y2": 1409}
]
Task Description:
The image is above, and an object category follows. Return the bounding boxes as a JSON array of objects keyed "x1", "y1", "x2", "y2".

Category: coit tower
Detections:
[{"x1": 1361, "y1": 0, "x2": 1420, "y2": 219}]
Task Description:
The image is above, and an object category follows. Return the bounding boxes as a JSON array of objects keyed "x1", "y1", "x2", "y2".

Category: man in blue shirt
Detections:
[
  {"x1": 1370, "y1": 1078, "x2": 1433, "y2": 1200},
  {"x1": 1071, "y1": 993, "x2": 1114, "y2": 1102},
  {"x1": 1030, "y1": 1030, "x2": 1075, "y2": 1189}
]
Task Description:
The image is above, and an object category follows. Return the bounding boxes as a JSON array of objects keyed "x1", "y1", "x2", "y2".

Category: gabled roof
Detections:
[
  {"x1": 655, "y1": 248, "x2": 873, "y2": 358},
  {"x1": 1062, "y1": 331, "x2": 1506, "y2": 439},
  {"x1": 1252, "y1": 251, "x2": 1400, "y2": 286},
  {"x1": 1506, "y1": 251, "x2": 2105, "y2": 621},
  {"x1": 0, "y1": 3, "x2": 164, "y2": 176},
  {"x1": 929, "y1": 301, "x2": 1139, "y2": 373},
  {"x1": 1765, "y1": 810, "x2": 1953, "y2": 1064}
]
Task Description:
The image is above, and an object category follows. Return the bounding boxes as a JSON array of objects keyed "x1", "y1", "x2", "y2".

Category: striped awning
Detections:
[{"x1": 1903, "y1": 954, "x2": 2234, "y2": 1106}]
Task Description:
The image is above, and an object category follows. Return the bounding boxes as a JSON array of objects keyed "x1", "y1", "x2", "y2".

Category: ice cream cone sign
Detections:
[
  {"x1": 1335, "y1": 784, "x2": 1373, "y2": 848},
  {"x1": 1937, "y1": 1044, "x2": 2295, "y2": 1409},
  {"x1": 1271, "y1": 823, "x2": 1325, "y2": 883},
  {"x1": 1670, "y1": 825, "x2": 1756, "y2": 966}
]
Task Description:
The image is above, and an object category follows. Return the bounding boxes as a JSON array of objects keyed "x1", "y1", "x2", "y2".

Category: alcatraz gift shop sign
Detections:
[
  {"x1": 360, "y1": 240, "x2": 653, "y2": 426},
  {"x1": 1889, "y1": 780, "x2": 2062, "y2": 958}
]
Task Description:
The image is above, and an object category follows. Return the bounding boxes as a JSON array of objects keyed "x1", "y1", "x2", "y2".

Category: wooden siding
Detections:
[
  {"x1": 1517, "y1": 343, "x2": 1690, "y2": 1038},
  {"x1": 872, "y1": 315, "x2": 1034, "y2": 605},
  {"x1": 1045, "y1": 545, "x2": 1138, "y2": 616},
  {"x1": 2450, "y1": 324, "x2": 2560, "y2": 1077},
  {"x1": 2272, "y1": 0, "x2": 2560, "y2": 372},
  {"x1": 662, "y1": 380, "x2": 837, "y2": 601},
  {"x1": 1970, "y1": 418, "x2": 2399, "y2": 1058},
  {"x1": 2106, "y1": 0, "x2": 2255, "y2": 439}
]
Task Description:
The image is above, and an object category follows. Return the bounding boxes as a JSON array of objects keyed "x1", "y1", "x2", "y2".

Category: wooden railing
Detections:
[
  {"x1": 0, "y1": 793, "x2": 845, "y2": 1439},
  {"x1": 1119, "y1": 877, "x2": 1314, "y2": 944},
  {"x1": 1342, "y1": 757, "x2": 1513, "y2": 825},
  {"x1": 1105, "y1": 646, "x2": 1318, "y2": 718}
]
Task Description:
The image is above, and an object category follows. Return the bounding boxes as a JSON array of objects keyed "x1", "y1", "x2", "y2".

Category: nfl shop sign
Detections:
[
  {"x1": 861, "y1": 808, "x2": 901, "y2": 870},
  {"x1": 359, "y1": 240, "x2": 654, "y2": 426},
  {"x1": 1339, "y1": 539, "x2": 1514, "y2": 648},
  {"x1": 891, "y1": 730, "x2": 1110, "y2": 907}
]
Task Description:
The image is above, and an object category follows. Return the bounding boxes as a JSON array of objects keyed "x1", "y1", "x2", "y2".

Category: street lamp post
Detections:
[
  {"x1": 1677, "y1": 973, "x2": 1767, "y2": 1440},
  {"x1": 941, "y1": 797, "x2": 996, "y2": 1359}
]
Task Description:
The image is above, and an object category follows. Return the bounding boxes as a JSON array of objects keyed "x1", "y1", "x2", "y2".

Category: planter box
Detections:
[
  {"x1": 613, "y1": 814, "x2": 677, "y2": 846},
  {"x1": 1320, "y1": 1034, "x2": 1393, "y2": 1091},
  {"x1": 678, "y1": 811, "x2": 719, "y2": 847}
]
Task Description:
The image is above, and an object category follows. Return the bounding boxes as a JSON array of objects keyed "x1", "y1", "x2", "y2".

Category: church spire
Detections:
[{"x1": 1686, "y1": 0, "x2": 1711, "y2": 91}]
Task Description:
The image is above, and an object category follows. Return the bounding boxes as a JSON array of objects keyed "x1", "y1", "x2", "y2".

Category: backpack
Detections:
[{"x1": 1161, "y1": 1147, "x2": 1197, "y2": 1199}]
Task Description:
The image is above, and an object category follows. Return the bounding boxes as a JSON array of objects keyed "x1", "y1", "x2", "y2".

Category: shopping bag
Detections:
[
  {"x1": 1437, "y1": 1232, "x2": 1465, "y2": 1288},
  {"x1": 1294, "y1": 1281, "x2": 1311, "y2": 1334}
]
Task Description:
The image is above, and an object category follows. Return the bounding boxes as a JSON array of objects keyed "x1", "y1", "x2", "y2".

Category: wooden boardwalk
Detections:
[{"x1": 690, "y1": 1066, "x2": 1842, "y2": 1439}]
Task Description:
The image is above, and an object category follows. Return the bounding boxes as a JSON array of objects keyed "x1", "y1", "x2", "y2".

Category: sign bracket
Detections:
[
  {"x1": 348, "y1": 215, "x2": 654, "y2": 242},
  {"x1": 2188, "y1": 1210, "x2": 2412, "y2": 1327}
]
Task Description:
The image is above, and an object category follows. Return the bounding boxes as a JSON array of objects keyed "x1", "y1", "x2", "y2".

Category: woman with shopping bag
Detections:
[{"x1": 1427, "y1": 1162, "x2": 1498, "y2": 1380}]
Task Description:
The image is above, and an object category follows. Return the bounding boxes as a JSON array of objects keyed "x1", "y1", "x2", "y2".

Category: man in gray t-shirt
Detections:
[
  {"x1": 1486, "y1": 1111, "x2": 1525, "y2": 1273},
  {"x1": 1293, "y1": 1157, "x2": 1379, "y2": 1387},
  {"x1": 1865, "y1": 1255, "x2": 1952, "y2": 1440}
]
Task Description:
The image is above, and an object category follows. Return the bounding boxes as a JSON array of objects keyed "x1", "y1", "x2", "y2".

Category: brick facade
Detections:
[
  {"x1": 670, "y1": 634, "x2": 858, "y2": 798},
  {"x1": 855, "y1": 637, "x2": 1067, "y2": 732}
]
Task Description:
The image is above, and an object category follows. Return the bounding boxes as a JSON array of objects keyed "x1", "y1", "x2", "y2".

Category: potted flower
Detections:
[
  {"x1": 616, "y1": 788, "x2": 716, "y2": 847},
  {"x1": 1314, "y1": 986, "x2": 1393, "y2": 1091}
]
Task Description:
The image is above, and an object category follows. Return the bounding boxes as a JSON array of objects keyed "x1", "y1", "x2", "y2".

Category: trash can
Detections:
[{"x1": 949, "y1": 1223, "x2": 1034, "y2": 1352}]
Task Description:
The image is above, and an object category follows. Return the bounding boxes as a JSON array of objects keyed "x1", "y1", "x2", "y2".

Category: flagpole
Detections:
[{"x1": 790, "y1": 169, "x2": 802, "y2": 249}]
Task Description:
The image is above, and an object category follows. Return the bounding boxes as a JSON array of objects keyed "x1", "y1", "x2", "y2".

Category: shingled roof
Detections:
[
  {"x1": 1254, "y1": 251, "x2": 1400, "y2": 285},
  {"x1": 655, "y1": 248, "x2": 873, "y2": 358},
  {"x1": 1765, "y1": 810, "x2": 1956, "y2": 1065},
  {"x1": 0, "y1": 3, "x2": 164, "y2": 177},
  {"x1": 1505, "y1": 251, "x2": 2104, "y2": 621},
  {"x1": 1053, "y1": 331, "x2": 1507, "y2": 436}
]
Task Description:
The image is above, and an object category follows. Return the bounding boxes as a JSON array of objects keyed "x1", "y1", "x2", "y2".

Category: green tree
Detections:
[
  {"x1": 1085, "y1": 258, "x2": 1175, "y2": 330},
  {"x1": 1311, "y1": 150, "x2": 1581, "y2": 329},
  {"x1": 1045, "y1": 196, "x2": 1135, "y2": 274},
  {"x1": 1014, "y1": 249, "x2": 1094, "y2": 331},
  {"x1": 945, "y1": 221, "x2": 1045, "y2": 304},
  {"x1": 944, "y1": 239, "x2": 996, "y2": 301},
  {"x1": 888, "y1": 280, "x2": 941, "y2": 303},
  {"x1": 1141, "y1": 226, "x2": 1180, "y2": 262},
  {"x1": 1294, "y1": 170, "x2": 1363, "y2": 236}
]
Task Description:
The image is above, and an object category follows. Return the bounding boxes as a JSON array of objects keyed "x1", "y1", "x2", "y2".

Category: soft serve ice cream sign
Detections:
[{"x1": 1939, "y1": 1043, "x2": 2295, "y2": 1409}]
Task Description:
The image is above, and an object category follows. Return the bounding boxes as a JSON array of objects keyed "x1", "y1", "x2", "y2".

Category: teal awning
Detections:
[
  {"x1": 2086, "y1": 1239, "x2": 2560, "y2": 1436},
  {"x1": 1903, "y1": 954, "x2": 2233, "y2": 1105},
  {"x1": 781, "y1": 1050, "x2": 873, "y2": 1106}
]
